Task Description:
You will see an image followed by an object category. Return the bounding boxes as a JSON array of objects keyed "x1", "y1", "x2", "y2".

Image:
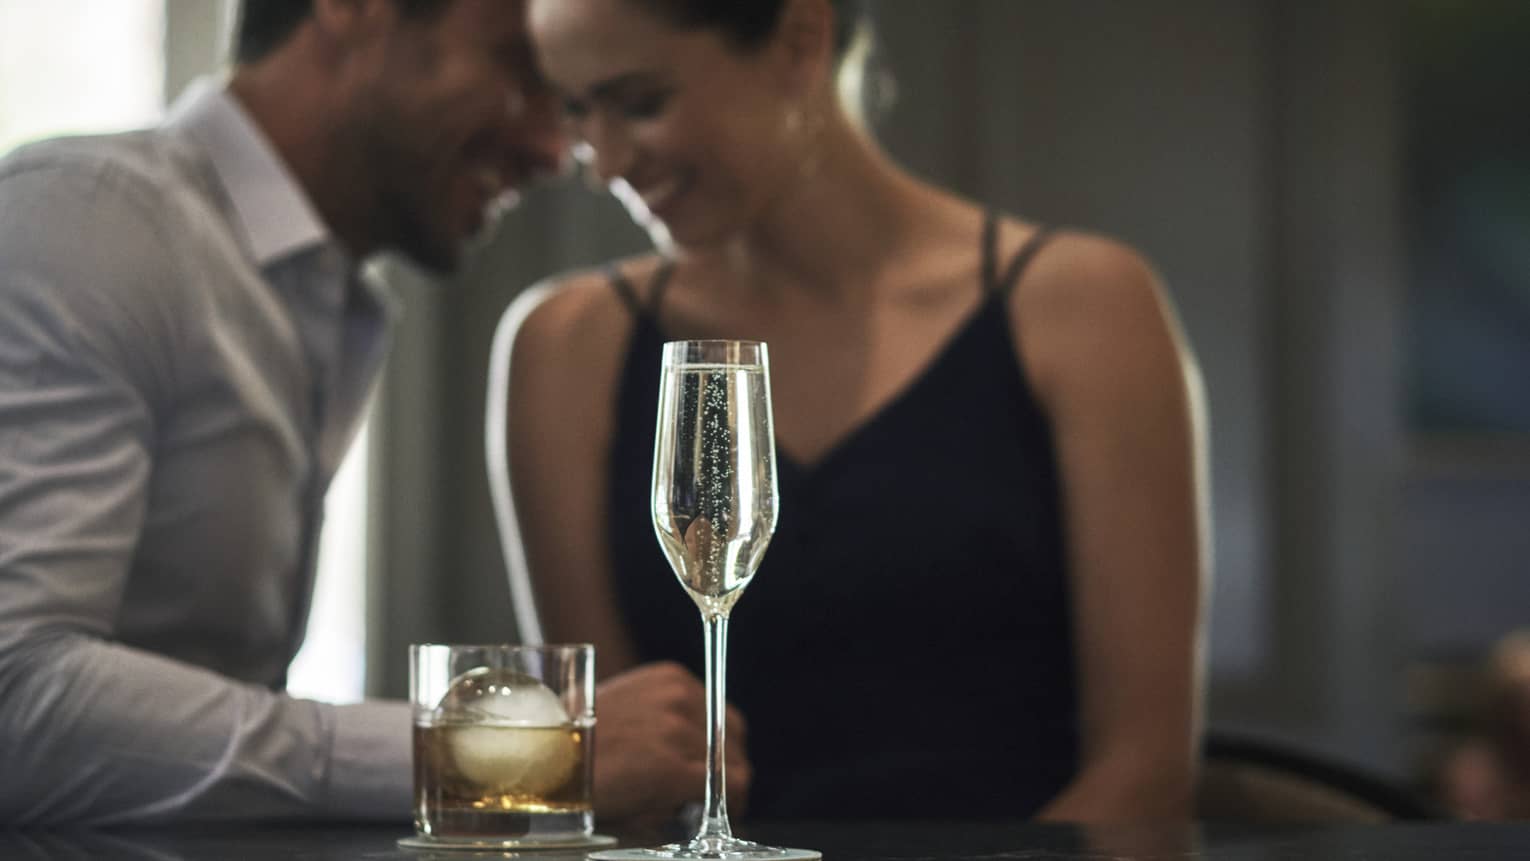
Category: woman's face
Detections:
[{"x1": 528, "y1": 0, "x2": 819, "y2": 246}]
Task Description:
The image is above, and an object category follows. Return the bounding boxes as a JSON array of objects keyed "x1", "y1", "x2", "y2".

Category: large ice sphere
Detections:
[
  {"x1": 436, "y1": 667, "x2": 572, "y2": 725},
  {"x1": 436, "y1": 668, "x2": 578, "y2": 796}
]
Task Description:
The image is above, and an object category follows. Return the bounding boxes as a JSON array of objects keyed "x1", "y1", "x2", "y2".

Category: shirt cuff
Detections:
[{"x1": 321, "y1": 699, "x2": 412, "y2": 821}]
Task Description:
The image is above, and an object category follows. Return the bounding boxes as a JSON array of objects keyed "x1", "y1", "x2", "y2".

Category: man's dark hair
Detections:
[{"x1": 233, "y1": 0, "x2": 454, "y2": 63}]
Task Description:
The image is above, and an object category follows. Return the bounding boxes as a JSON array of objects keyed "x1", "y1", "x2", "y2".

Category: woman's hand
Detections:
[{"x1": 592, "y1": 661, "x2": 752, "y2": 826}]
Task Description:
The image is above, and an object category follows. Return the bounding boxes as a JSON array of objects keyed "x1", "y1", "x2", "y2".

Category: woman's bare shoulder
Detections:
[
  {"x1": 1016, "y1": 229, "x2": 1164, "y2": 314},
  {"x1": 507, "y1": 252, "x2": 667, "y2": 415},
  {"x1": 514, "y1": 252, "x2": 667, "y2": 360},
  {"x1": 994, "y1": 223, "x2": 1188, "y2": 406}
]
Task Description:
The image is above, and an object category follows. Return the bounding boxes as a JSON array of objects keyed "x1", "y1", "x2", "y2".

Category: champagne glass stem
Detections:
[{"x1": 697, "y1": 612, "x2": 734, "y2": 844}]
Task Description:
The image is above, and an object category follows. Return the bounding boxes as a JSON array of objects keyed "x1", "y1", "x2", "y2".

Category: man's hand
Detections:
[{"x1": 593, "y1": 661, "x2": 751, "y2": 826}]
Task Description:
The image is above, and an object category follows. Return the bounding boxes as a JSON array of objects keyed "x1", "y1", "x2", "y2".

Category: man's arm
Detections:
[{"x1": 0, "y1": 158, "x2": 408, "y2": 825}]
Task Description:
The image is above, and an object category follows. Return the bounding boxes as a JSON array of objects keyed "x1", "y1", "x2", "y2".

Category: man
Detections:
[{"x1": 0, "y1": 0, "x2": 737, "y2": 825}]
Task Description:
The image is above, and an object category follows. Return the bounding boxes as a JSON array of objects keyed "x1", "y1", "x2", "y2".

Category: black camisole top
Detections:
[{"x1": 604, "y1": 215, "x2": 1078, "y2": 819}]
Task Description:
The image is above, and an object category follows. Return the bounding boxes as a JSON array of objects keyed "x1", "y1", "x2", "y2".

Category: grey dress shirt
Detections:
[{"x1": 0, "y1": 82, "x2": 409, "y2": 825}]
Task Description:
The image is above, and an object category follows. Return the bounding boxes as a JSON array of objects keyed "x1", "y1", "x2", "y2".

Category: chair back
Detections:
[
  {"x1": 1197, "y1": 731, "x2": 1438, "y2": 823},
  {"x1": 484, "y1": 285, "x2": 556, "y2": 645}
]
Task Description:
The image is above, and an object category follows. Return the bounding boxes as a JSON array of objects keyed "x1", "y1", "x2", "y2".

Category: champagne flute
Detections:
[{"x1": 591, "y1": 340, "x2": 817, "y2": 860}]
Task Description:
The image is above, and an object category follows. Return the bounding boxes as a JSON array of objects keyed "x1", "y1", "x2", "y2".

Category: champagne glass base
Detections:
[{"x1": 589, "y1": 836, "x2": 820, "y2": 860}]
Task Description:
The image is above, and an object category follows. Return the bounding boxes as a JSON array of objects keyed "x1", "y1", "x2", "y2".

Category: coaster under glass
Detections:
[
  {"x1": 588, "y1": 837, "x2": 819, "y2": 860},
  {"x1": 398, "y1": 832, "x2": 617, "y2": 852}
]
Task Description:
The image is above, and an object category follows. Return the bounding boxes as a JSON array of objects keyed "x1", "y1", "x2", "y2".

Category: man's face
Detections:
[{"x1": 350, "y1": 0, "x2": 566, "y2": 272}]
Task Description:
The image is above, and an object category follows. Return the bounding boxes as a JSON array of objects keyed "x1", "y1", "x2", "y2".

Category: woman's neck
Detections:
[{"x1": 691, "y1": 114, "x2": 941, "y2": 306}]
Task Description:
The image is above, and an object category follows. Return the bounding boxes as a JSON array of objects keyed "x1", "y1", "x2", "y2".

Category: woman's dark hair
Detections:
[
  {"x1": 626, "y1": 0, "x2": 868, "y2": 58},
  {"x1": 627, "y1": 0, "x2": 888, "y2": 124},
  {"x1": 233, "y1": 0, "x2": 453, "y2": 63}
]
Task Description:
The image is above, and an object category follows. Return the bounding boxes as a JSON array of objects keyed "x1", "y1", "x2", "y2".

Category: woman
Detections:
[{"x1": 501, "y1": 0, "x2": 1207, "y2": 822}]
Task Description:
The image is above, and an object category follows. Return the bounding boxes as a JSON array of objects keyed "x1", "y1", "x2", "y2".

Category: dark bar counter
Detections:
[{"x1": 4, "y1": 819, "x2": 1530, "y2": 860}]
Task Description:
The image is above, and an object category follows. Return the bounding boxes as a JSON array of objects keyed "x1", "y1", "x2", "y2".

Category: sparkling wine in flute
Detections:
[
  {"x1": 593, "y1": 340, "x2": 817, "y2": 860},
  {"x1": 652, "y1": 361, "x2": 778, "y2": 618}
]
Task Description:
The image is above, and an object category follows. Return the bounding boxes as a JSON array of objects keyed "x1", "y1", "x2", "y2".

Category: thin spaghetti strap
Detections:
[
  {"x1": 995, "y1": 226, "x2": 1055, "y2": 298},
  {"x1": 606, "y1": 264, "x2": 644, "y2": 317},
  {"x1": 646, "y1": 257, "x2": 676, "y2": 316},
  {"x1": 981, "y1": 209, "x2": 1000, "y2": 293}
]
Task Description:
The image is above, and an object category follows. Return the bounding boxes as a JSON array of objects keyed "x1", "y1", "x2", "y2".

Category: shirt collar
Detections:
[{"x1": 164, "y1": 77, "x2": 334, "y2": 268}]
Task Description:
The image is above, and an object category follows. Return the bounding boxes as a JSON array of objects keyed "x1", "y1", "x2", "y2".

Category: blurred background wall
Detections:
[
  {"x1": 366, "y1": 0, "x2": 1530, "y2": 786},
  {"x1": 3, "y1": 0, "x2": 1526, "y2": 791}
]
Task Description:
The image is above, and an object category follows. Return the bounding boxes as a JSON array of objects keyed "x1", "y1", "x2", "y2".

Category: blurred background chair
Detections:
[
  {"x1": 485, "y1": 285, "x2": 556, "y2": 646},
  {"x1": 1197, "y1": 730, "x2": 1439, "y2": 823}
]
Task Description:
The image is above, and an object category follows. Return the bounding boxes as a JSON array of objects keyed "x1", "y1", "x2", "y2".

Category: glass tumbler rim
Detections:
[
  {"x1": 408, "y1": 642, "x2": 594, "y2": 657},
  {"x1": 409, "y1": 642, "x2": 596, "y2": 716},
  {"x1": 407, "y1": 642, "x2": 594, "y2": 649}
]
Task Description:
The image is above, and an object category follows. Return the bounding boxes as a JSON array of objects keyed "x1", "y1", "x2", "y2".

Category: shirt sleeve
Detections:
[{"x1": 0, "y1": 156, "x2": 411, "y2": 826}]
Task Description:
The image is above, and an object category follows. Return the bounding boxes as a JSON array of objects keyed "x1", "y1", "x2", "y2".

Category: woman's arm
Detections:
[
  {"x1": 1007, "y1": 232, "x2": 1208, "y2": 823},
  {"x1": 506, "y1": 275, "x2": 643, "y2": 672}
]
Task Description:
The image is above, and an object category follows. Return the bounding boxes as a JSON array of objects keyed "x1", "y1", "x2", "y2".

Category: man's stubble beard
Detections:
[{"x1": 363, "y1": 115, "x2": 464, "y2": 276}]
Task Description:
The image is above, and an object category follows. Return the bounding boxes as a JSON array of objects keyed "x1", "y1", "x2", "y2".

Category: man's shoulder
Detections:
[
  {"x1": 0, "y1": 128, "x2": 235, "y2": 345},
  {"x1": 3, "y1": 127, "x2": 157, "y2": 166},
  {"x1": 0, "y1": 127, "x2": 209, "y2": 220}
]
